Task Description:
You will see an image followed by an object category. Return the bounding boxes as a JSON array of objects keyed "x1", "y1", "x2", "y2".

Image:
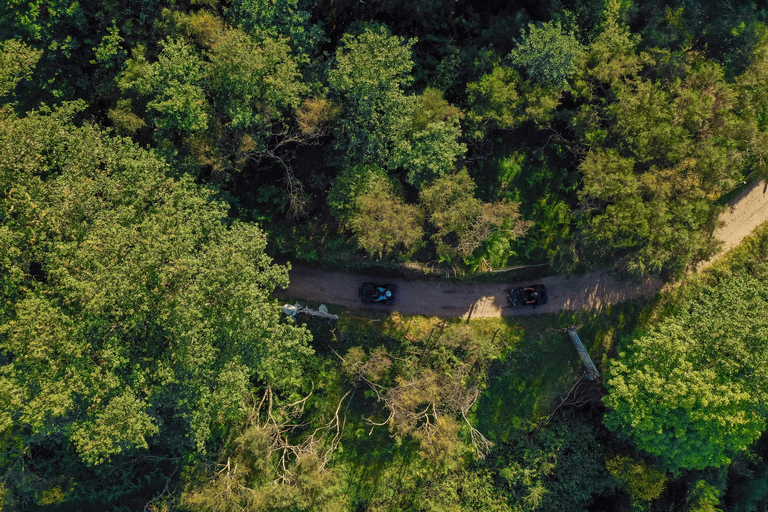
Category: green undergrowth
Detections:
[
  {"x1": 701, "y1": 218, "x2": 768, "y2": 280},
  {"x1": 289, "y1": 296, "x2": 656, "y2": 507},
  {"x1": 292, "y1": 299, "x2": 657, "y2": 438},
  {"x1": 475, "y1": 300, "x2": 656, "y2": 443}
]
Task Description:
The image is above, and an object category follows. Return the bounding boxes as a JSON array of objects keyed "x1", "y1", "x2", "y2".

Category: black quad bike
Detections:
[
  {"x1": 359, "y1": 282, "x2": 398, "y2": 305},
  {"x1": 507, "y1": 284, "x2": 548, "y2": 308}
]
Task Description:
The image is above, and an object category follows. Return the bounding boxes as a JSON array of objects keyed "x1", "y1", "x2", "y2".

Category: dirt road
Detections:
[
  {"x1": 698, "y1": 180, "x2": 768, "y2": 270},
  {"x1": 275, "y1": 180, "x2": 768, "y2": 319},
  {"x1": 275, "y1": 266, "x2": 662, "y2": 319}
]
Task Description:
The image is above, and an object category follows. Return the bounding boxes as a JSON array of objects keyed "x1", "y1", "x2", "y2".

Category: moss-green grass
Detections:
[{"x1": 293, "y1": 294, "x2": 656, "y2": 443}]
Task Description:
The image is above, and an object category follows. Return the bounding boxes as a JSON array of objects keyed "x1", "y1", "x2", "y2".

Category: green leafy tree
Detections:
[
  {"x1": 120, "y1": 38, "x2": 208, "y2": 137},
  {"x1": 328, "y1": 24, "x2": 417, "y2": 171},
  {"x1": 604, "y1": 274, "x2": 768, "y2": 473},
  {"x1": 575, "y1": 52, "x2": 753, "y2": 275},
  {"x1": 467, "y1": 65, "x2": 522, "y2": 134},
  {"x1": 735, "y1": 26, "x2": 768, "y2": 183},
  {"x1": 0, "y1": 39, "x2": 43, "y2": 98},
  {"x1": 327, "y1": 25, "x2": 465, "y2": 185},
  {"x1": 0, "y1": 103, "x2": 312, "y2": 504},
  {"x1": 327, "y1": 164, "x2": 389, "y2": 227},
  {"x1": 227, "y1": 0, "x2": 325, "y2": 63},
  {"x1": 466, "y1": 64, "x2": 561, "y2": 139},
  {"x1": 92, "y1": 20, "x2": 127, "y2": 71},
  {"x1": 606, "y1": 456, "x2": 667, "y2": 504},
  {"x1": 508, "y1": 21, "x2": 585, "y2": 88},
  {"x1": 348, "y1": 174, "x2": 424, "y2": 258},
  {"x1": 420, "y1": 170, "x2": 529, "y2": 262},
  {"x1": 495, "y1": 421, "x2": 614, "y2": 511},
  {"x1": 686, "y1": 480, "x2": 723, "y2": 512},
  {"x1": 209, "y1": 28, "x2": 306, "y2": 148},
  {"x1": 118, "y1": 26, "x2": 314, "y2": 211},
  {"x1": 401, "y1": 87, "x2": 466, "y2": 188},
  {"x1": 580, "y1": 22, "x2": 645, "y2": 89},
  {"x1": 0, "y1": 0, "x2": 172, "y2": 104}
]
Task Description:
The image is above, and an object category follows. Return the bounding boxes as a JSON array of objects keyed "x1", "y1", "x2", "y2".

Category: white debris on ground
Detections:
[{"x1": 282, "y1": 303, "x2": 339, "y2": 321}]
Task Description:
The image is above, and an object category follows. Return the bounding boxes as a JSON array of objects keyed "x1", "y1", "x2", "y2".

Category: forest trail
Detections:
[
  {"x1": 276, "y1": 180, "x2": 768, "y2": 319},
  {"x1": 698, "y1": 179, "x2": 768, "y2": 270}
]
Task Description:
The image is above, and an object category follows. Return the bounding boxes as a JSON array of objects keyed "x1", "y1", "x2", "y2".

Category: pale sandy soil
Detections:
[
  {"x1": 698, "y1": 180, "x2": 768, "y2": 271},
  {"x1": 275, "y1": 180, "x2": 768, "y2": 318}
]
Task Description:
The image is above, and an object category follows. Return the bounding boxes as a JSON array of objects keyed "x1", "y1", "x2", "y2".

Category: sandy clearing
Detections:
[{"x1": 275, "y1": 180, "x2": 768, "y2": 318}]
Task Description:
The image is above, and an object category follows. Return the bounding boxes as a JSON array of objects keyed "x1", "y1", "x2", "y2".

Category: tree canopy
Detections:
[
  {"x1": 0, "y1": 100, "x2": 312, "y2": 501},
  {"x1": 605, "y1": 274, "x2": 768, "y2": 473},
  {"x1": 3, "y1": 0, "x2": 768, "y2": 509}
]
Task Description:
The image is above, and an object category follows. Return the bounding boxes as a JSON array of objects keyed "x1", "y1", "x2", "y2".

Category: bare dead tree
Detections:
[
  {"x1": 534, "y1": 374, "x2": 605, "y2": 430},
  {"x1": 221, "y1": 385, "x2": 355, "y2": 485},
  {"x1": 360, "y1": 369, "x2": 493, "y2": 458},
  {"x1": 452, "y1": 387, "x2": 493, "y2": 457}
]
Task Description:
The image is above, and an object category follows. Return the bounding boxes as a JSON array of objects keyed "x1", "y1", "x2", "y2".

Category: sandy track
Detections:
[
  {"x1": 275, "y1": 180, "x2": 768, "y2": 318},
  {"x1": 698, "y1": 180, "x2": 768, "y2": 270}
]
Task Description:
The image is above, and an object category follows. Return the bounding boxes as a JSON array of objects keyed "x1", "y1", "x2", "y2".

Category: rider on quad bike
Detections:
[{"x1": 374, "y1": 287, "x2": 392, "y2": 302}]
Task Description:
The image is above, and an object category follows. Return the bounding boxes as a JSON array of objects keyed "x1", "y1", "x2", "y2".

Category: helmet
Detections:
[{"x1": 385, "y1": 290, "x2": 392, "y2": 297}]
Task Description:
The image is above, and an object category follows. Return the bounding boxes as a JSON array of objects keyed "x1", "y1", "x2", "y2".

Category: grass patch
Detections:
[
  {"x1": 475, "y1": 299, "x2": 655, "y2": 444},
  {"x1": 476, "y1": 317, "x2": 579, "y2": 442},
  {"x1": 296, "y1": 294, "x2": 655, "y2": 450}
]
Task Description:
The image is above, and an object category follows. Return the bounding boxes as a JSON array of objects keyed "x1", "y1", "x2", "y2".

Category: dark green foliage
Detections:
[
  {"x1": 493, "y1": 421, "x2": 615, "y2": 512},
  {"x1": 477, "y1": 151, "x2": 578, "y2": 270},
  {"x1": 0, "y1": 104, "x2": 312, "y2": 505},
  {"x1": 724, "y1": 456, "x2": 768, "y2": 512},
  {"x1": 0, "y1": 0, "x2": 168, "y2": 105},
  {"x1": 508, "y1": 21, "x2": 585, "y2": 89}
]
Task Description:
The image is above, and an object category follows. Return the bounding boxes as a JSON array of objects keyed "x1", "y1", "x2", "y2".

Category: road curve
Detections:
[{"x1": 275, "y1": 180, "x2": 768, "y2": 319}]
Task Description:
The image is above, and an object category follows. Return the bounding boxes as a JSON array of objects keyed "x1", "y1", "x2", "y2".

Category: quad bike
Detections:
[
  {"x1": 359, "y1": 282, "x2": 398, "y2": 305},
  {"x1": 507, "y1": 284, "x2": 548, "y2": 307}
]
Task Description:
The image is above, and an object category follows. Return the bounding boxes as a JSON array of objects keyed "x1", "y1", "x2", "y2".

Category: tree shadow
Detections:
[{"x1": 475, "y1": 298, "x2": 656, "y2": 444}]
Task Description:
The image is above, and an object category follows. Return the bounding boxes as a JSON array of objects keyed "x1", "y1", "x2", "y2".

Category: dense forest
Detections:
[{"x1": 2, "y1": 0, "x2": 768, "y2": 510}]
